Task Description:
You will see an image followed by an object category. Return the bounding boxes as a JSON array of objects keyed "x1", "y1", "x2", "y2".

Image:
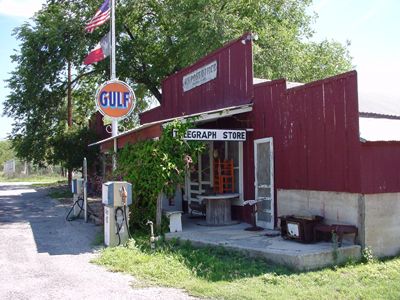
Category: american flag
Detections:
[{"x1": 85, "y1": 0, "x2": 110, "y2": 33}]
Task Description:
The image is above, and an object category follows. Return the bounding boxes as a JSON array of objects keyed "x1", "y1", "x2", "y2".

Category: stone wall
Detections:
[
  {"x1": 364, "y1": 193, "x2": 400, "y2": 257},
  {"x1": 277, "y1": 189, "x2": 400, "y2": 257},
  {"x1": 277, "y1": 189, "x2": 361, "y2": 227}
]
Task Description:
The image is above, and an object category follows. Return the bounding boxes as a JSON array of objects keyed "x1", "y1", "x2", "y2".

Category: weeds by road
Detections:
[
  {"x1": 94, "y1": 235, "x2": 400, "y2": 300},
  {"x1": 47, "y1": 186, "x2": 72, "y2": 199}
]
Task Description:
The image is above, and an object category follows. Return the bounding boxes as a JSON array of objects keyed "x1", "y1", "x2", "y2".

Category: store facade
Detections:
[{"x1": 92, "y1": 34, "x2": 400, "y2": 256}]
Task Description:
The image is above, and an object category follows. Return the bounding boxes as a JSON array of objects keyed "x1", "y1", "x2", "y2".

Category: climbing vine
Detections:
[{"x1": 115, "y1": 120, "x2": 204, "y2": 231}]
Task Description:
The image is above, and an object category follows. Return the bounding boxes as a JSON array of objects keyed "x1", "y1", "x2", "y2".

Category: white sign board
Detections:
[
  {"x1": 175, "y1": 129, "x2": 246, "y2": 141},
  {"x1": 183, "y1": 60, "x2": 217, "y2": 92},
  {"x1": 3, "y1": 159, "x2": 15, "y2": 175}
]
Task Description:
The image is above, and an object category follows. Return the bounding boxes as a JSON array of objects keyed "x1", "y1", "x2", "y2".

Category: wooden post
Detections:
[
  {"x1": 67, "y1": 61, "x2": 73, "y2": 186},
  {"x1": 83, "y1": 157, "x2": 88, "y2": 223},
  {"x1": 156, "y1": 192, "x2": 163, "y2": 232}
]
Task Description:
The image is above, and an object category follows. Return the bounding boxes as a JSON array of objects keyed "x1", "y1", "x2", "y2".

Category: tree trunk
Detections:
[
  {"x1": 23, "y1": 161, "x2": 28, "y2": 176},
  {"x1": 148, "y1": 85, "x2": 162, "y2": 103},
  {"x1": 156, "y1": 192, "x2": 163, "y2": 232},
  {"x1": 68, "y1": 168, "x2": 72, "y2": 187}
]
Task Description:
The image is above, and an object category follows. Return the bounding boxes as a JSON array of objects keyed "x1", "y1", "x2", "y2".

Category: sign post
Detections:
[
  {"x1": 111, "y1": 0, "x2": 117, "y2": 170},
  {"x1": 94, "y1": 0, "x2": 135, "y2": 170}
]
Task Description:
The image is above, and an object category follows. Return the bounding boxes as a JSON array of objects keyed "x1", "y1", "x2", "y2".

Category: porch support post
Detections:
[{"x1": 156, "y1": 192, "x2": 163, "y2": 231}]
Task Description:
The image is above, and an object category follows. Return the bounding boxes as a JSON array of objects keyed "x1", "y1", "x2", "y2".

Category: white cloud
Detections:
[{"x1": 0, "y1": 0, "x2": 45, "y2": 18}]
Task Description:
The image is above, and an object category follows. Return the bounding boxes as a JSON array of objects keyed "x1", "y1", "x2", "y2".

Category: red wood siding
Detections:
[
  {"x1": 89, "y1": 112, "x2": 111, "y2": 140},
  {"x1": 245, "y1": 71, "x2": 362, "y2": 197},
  {"x1": 140, "y1": 106, "x2": 162, "y2": 125},
  {"x1": 360, "y1": 142, "x2": 400, "y2": 193},
  {"x1": 99, "y1": 124, "x2": 162, "y2": 152},
  {"x1": 100, "y1": 140, "x2": 113, "y2": 153},
  {"x1": 140, "y1": 34, "x2": 254, "y2": 124},
  {"x1": 118, "y1": 124, "x2": 162, "y2": 148}
]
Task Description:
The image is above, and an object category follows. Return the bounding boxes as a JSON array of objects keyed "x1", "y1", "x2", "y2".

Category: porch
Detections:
[{"x1": 165, "y1": 215, "x2": 361, "y2": 271}]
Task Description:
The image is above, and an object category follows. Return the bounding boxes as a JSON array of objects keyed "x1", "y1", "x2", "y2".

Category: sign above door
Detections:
[
  {"x1": 182, "y1": 61, "x2": 218, "y2": 92},
  {"x1": 174, "y1": 129, "x2": 246, "y2": 141}
]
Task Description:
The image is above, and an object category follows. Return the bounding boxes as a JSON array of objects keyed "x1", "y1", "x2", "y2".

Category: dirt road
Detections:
[{"x1": 0, "y1": 183, "x2": 195, "y2": 300}]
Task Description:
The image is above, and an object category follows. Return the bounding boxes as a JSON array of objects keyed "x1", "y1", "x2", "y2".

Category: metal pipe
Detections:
[{"x1": 146, "y1": 220, "x2": 156, "y2": 250}]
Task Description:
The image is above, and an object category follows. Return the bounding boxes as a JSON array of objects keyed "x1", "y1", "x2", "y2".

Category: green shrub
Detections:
[
  {"x1": 361, "y1": 247, "x2": 376, "y2": 264},
  {"x1": 115, "y1": 120, "x2": 204, "y2": 232}
]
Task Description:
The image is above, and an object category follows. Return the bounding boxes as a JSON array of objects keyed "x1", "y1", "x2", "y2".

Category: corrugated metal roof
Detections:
[
  {"x1": 253, "y1": 78, "x2": 303, "y2": 89},
  {"x1": 358, "y1": 91, "x2": 400, "y2": 117},
  {"x1": 359, "y1": 117, "x2": 400, "y2": 142}
]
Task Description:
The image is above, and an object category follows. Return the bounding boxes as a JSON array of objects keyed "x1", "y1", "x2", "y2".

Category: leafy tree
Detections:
[
  {"x1": 4, "y1": 0, "x2": 353, "y2": 177},
  {"x1": 0, "y1": 140, "x2": 15, "y2": 166},
  {"x1": 50, "y1": 127, "x2": 99, "y2": 171},
  {"x1": 4, "y1": 1, "x2": 103, "y2": 178}
]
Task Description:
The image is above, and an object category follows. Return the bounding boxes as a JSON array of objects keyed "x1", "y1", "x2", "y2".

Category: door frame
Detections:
[{"x1": 254, "y1": 137, "x2": 274, "y2": 229}]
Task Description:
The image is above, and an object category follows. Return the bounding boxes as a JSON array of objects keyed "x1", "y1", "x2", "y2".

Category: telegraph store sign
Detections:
[
  {"x1": 95, "y1": 80, "x2": 135, "y2": 120},
  {"x1": 176, "y1": 129, "x2": 246, "y2": 141}
]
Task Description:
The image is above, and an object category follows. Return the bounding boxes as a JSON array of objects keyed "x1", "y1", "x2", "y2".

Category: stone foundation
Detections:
[{"x1": 277, "y1": 189, "x2": 400, "y2": 257}]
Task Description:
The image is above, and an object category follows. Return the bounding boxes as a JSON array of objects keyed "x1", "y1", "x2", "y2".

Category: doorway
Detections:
[
  {"x1": 185, "y1": 141, "x2": 244, "y2": 213},
  {"x1": 254, "y1": 137, "x2": 274, "y2": 229}
]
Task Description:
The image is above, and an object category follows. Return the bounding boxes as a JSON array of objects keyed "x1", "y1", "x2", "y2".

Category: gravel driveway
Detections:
[{"x1": 0, "y1": 183, "x2": 196, "y2": 300}]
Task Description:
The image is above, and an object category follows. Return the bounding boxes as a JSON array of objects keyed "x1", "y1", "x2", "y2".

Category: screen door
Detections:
[{"x1": 254, "y1": 138, "x2": 274, "y2": 229}]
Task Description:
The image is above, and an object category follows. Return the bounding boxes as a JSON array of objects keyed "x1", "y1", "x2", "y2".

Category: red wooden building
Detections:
[{"x1": 93, "y1": 34, "x2": 400, "y2": 257}]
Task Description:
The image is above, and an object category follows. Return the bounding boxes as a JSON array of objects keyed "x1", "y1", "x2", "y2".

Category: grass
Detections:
[
  {"x1": 94, "y1": 235, "x2": 400, "y2": 300},
  {"x1": 0, "y1": 174, "x2": 66, "y2": 184},
  {"x1": 47, "y1": 186, "x2": 72, "y2": 199},
  {"x1": 92, "y1": 231, "x2": 104, "y2": 246},
  {"x1": 31, "y1": 180, "x2": 68, "y2": 188}
]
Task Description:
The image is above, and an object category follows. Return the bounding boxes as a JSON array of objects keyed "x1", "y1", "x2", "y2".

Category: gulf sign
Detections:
[{"x1": 95, "y1": 80, "x2": 135, "y2": 119}]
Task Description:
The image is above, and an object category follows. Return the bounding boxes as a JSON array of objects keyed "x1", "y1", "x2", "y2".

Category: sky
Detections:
[{"x1": 0, "y1": 0, "x2": 399, "y2": 139}]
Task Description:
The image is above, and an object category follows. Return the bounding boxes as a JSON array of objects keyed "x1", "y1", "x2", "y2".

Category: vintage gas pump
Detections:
[
  {"x1": 102, "y1": 181, "x2": 132, "y2": 247},
  {"x1": 67, "y1": 178, "x2": 84, "y2": 220}
]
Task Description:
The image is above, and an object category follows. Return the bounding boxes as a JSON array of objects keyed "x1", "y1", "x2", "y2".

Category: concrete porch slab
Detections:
[{"x1": 165, "y1": 215, "x2": 361, "y2": 271}]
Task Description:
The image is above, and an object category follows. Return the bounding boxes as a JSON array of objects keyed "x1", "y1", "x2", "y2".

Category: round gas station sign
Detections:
[{"x1": 95, "y1": 80, "x2": 135, "y2": 120}]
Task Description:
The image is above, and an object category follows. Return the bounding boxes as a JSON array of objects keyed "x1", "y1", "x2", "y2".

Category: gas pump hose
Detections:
[
  {"x1": 115, "y1": 207, "x2": 125, "y2": 245},
  {"x1": 66, "y1": 196, "x2": 98, "y2": 221},
  {"x1": 114, "y1": 206, "x2": 133, "y2": 246}
]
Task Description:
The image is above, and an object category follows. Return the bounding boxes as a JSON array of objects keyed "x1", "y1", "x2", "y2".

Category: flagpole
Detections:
[
  {"x1": 111, "y1": 0, "x2": 118, "y2": 170},
  {"x1": 111, "y1": 0, "x2": 116, "y2": 81}
]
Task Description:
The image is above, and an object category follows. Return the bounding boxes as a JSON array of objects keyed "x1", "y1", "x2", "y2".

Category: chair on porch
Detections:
[{"x1": 213, "y1": 159, "x2": 234, "y2": 194}]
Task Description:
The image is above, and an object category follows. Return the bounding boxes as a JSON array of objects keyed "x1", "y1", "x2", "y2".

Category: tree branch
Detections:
[
  {"x1": 71, "y1": 69, "x2": 96, "y2": 86},
  {"x1": 123, "y1": 24, "x2": 163, "y2": 103}
]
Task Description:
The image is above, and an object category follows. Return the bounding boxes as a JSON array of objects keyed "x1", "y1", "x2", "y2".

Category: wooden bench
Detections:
[{"x1": 314, "y1": 224, "x2": 358, "y2": 246}]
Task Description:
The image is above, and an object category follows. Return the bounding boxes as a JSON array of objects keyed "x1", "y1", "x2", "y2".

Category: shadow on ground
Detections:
[{"x1": 0, "y1": 183, "x2": 101, "y2": 256}]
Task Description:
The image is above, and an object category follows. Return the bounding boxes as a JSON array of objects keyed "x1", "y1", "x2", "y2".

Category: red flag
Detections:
[
  {"x1": 85, "y1": 0, "x2": 110, "y2": 33},
  {"x1": 83, "y1": 33, "x2": 111, "y2": 65}
]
